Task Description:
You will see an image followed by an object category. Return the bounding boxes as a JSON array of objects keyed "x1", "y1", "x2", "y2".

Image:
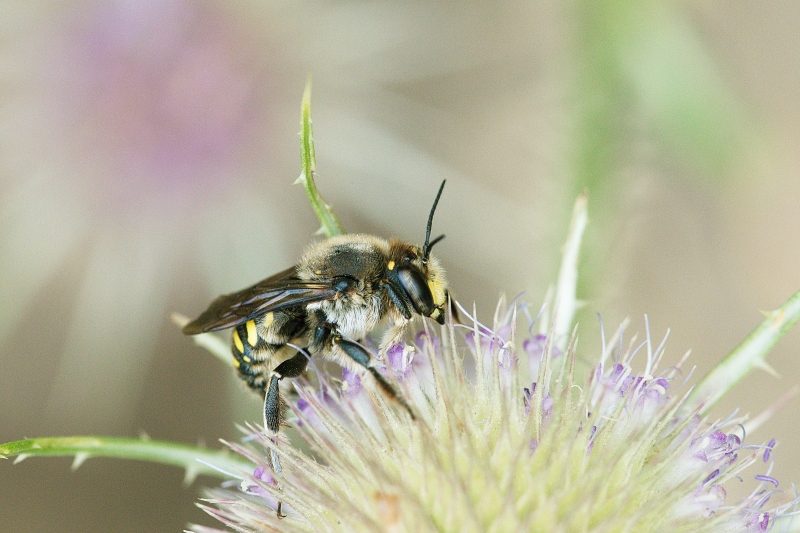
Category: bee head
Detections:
[
  {"x1": 386, "y1": 242, "x2": 447, "y2": 324},
  {"x1": 385, "y1": 181, "x2": 449, "y2": 324}
]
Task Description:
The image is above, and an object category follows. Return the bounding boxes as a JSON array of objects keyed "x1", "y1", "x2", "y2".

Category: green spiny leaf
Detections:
[
  {"x1": 0, "y1": 436, "x2": 254, "y2": 485},
  {"x1": 685, "y1": 287, "x2": 800, "y2": 415},
  {"x1": 295, "y1": 76, "x2": 344, "y2": 238}
]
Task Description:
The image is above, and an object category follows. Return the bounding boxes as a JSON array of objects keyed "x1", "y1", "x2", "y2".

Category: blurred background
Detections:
[{"x1": 1, "y1": 1, "x2": 798, "y2": 531}]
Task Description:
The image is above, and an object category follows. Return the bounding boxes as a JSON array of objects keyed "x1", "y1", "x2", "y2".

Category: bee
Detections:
[{"x1": 183, "y1": 181, "x2": 449, "y2": 434}]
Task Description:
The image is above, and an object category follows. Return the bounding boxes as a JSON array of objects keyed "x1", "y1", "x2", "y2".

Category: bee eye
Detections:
[
  {"x1": 402, "y1": 252, "x2": 414, "y2": 263},
  {"x1": 397, "y1": 266, "x2": 435, "y2": 316}
]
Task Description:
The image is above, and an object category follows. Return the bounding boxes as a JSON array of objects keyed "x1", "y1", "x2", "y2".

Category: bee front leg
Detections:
[
  {"x1": 379, "y1": 319, "x2": 410, "y2": 358},
  {"x1": 381, "y1": 281, "x2": 413, "y2": 320},
  {"x1": 333, "y1": 336, "x2": 416, "y2": 421},
  {"x1": 264, "y1": 351, "x2": 310, "y2": 434}
]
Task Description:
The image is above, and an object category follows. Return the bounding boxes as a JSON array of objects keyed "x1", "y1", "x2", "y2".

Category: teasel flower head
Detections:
[{"x1": 190, "y1": 197, "x2": 800, "y2": 533}]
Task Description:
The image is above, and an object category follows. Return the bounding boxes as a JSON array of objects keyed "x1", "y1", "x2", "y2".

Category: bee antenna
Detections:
[
  {"x1": 426, "y1": 234, "x2": 445, "y2": 255},
  {"x1": 423, "y1": 180, "x2": 446, "y2": 262}
]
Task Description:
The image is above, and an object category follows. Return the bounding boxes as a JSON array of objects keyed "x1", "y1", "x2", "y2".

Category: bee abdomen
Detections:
[
  {"x1": 231, "y1": 329, "x2": 281, "y2": 395},
  {"x1": 234, "y1": 357, "x2": 268, "y2": 393},
  {"x1": 232, "y1": 320, "x2": 270, "y2": 361},
  {"x1": 230, "y1": 311, "x2": 309, "y2": 395}
]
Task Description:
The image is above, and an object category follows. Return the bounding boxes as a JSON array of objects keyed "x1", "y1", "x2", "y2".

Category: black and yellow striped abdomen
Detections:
[{"x1": 230, "y1": 308, "x2": 308, "y2": 393}]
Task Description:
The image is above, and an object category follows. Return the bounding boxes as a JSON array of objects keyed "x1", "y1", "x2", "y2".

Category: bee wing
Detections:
[{"x1": 182, "y1": 266, "x2": 336, "y2": 334}]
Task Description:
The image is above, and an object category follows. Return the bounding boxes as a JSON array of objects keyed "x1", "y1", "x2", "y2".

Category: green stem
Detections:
[
  {"x1": 685, "y1": 288, "x2": 800, "y2": 415},
  {"x1": 0, "y1": 436, "x2": 254, "y2": 485},
  {"x1": 295, "y1": 76, "x2": 344, "y2": 238}
]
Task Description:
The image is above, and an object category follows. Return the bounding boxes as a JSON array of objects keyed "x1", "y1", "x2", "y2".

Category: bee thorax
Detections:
[{"x1": 310, "y1": 293, "x2": 383, "y2": 340}]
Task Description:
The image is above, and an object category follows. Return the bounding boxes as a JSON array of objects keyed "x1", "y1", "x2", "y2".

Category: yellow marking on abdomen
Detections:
[
  {"x1": 246, "y1": 320, "x2": 258, "y2": 347},
  {"x1": 232, "y1": 357, "x2": 241, "y2": 369},
  {"x1": 233, "y1": 329, "x2": 244, "y2": 353},
  {"x1": 262, "y1": 312, "x2": 274, "y2": 327}
]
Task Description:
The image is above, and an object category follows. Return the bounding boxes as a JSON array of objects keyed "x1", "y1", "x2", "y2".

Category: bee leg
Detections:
[
  {"x1": 333, "y1": 336, "x2": 416, "y2": 421},
  {"x1": 264, "y1": 351, "x2": 310, "y2": 434},
  {"x1": 379, "y1": 320, "x2": 410, "y2": 358},
  {"x1": 381, "y1": 281, "x2": 413, "y2": 320},
  {"x1": 263, "y1": 351, "x2": 311, "y2": 519}
]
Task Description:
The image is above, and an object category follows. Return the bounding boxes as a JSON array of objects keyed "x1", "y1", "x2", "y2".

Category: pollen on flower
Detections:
[{"x1": 190, "y1": 295, "x2": 800, "y2": 533}]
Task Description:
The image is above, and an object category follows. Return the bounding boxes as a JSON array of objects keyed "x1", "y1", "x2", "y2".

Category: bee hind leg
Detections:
[
  {"x1": 264, "y1": 351, "x2": 310, "y2": 434},
  {"x1": 261, "y1": 351, "x2": 310, "y2": 521},
  {"x1": 334, "y1": 336, "x2": 416, "y2": 421}
]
